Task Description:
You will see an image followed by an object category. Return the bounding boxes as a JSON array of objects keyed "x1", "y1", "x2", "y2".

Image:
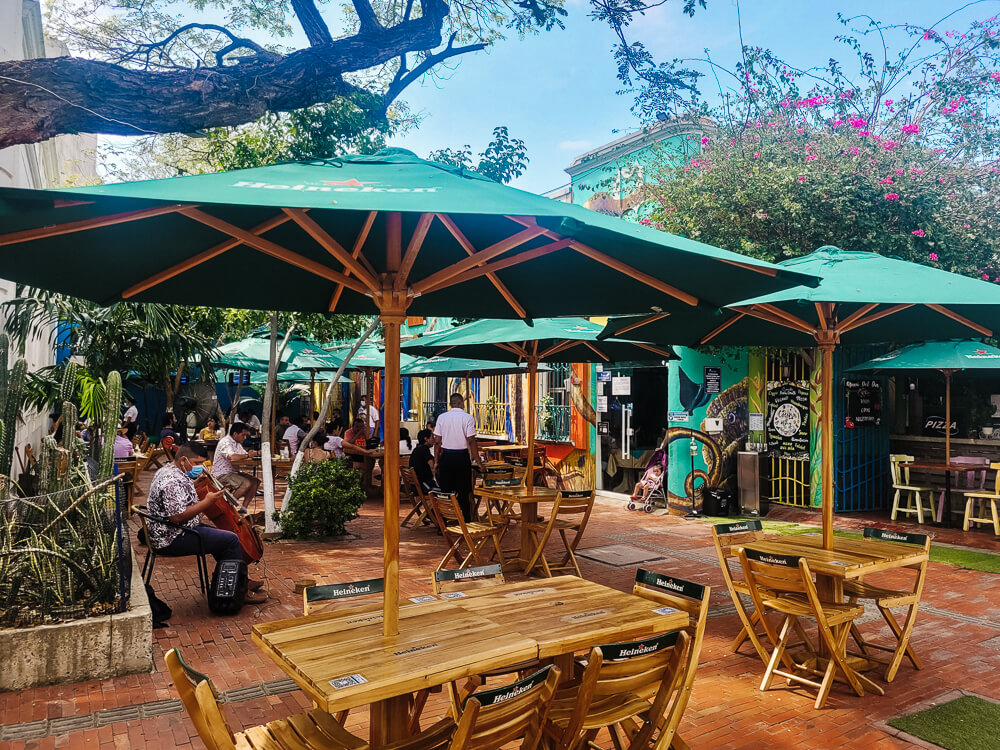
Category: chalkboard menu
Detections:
[
  {"x1": 766, "y1": 381, "x2": 810, "y2": 460},
  {"x1": 844, "y1": 379, "x2": 882, "y2": 428}
]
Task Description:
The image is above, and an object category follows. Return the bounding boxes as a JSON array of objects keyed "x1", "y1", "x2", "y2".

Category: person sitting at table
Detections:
[
  {"x1": 160, "y1": 413, "x2": 179, "y2": 443},
  {"x1": 408, "y1": 429, "x2": 437, "y2": 492},
  {"x1": 198, "y1": 417, "x2": 221, "y2": 442},
  {"x1": 147, "y1": 442, "x2": 265, "y2": 602},
  {"x1": 324, "y1": 422, "x2": 345, "y2": 458},
  {"x1": 283, "y1": 415, "x2": 308, "y2": 455},
  {"x1": 212, "y1": 422, "x2": 260, "y2": 507},
  {"x1": 399, "y1": 427, "x2": 414, "y2": 458},
  {"x1": 113, "y1": 425, "x2": 134, "y2": 459},
  {"x1": 300, "y1": 431, "x2": 329, "y2": 463},
  {"x1": 238, "y1": 408, "x2": 261, "y2": 436}
]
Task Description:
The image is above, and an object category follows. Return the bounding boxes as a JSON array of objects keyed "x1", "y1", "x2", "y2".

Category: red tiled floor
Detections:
[{"x1": 2, "y1": 472, "x2": 1000, "y2": 749}]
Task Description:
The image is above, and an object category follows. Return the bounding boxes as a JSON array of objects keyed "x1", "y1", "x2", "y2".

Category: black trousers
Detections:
[{"x1": 437, "y1": 450, "x2": 474, "y2": 521}]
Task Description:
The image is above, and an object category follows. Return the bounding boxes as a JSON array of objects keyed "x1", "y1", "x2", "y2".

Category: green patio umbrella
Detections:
[
  {"x1": 403, "y1": 317, "x2": 675, "y2": 492},
  {"x1": 602, "y1": 247, "x2": 1000, "y2": 549},
  {"x1": 0, "y1": 148, "x2": 814, "y2": 637},
  {"x1": 400, "y1": 356, "x2": 549, "y2": 378},
  {"x1": 213, "y1": 329, "x2": 346, "y2": 373},
  {"x1": 848, "y1": 340, "x2": 1000, "y2": 463}
]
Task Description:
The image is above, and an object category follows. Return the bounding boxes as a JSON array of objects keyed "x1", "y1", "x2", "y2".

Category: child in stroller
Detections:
[{"x1": 627, "y1": 448, "x2": 667, "y2": 512}]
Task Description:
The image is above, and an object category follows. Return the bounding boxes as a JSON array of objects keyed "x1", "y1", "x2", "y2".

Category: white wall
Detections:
[{"x1": 0, "y1": 0, "x2": 98, "y2": 474}]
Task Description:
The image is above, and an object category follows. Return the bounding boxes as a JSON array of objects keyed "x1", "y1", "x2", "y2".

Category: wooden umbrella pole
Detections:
[
  {"x1": 526, "y1": 355, "x2": 539, "y2": 496},
  {"x1": 944, "y1": 370, "x2": 952, "y2": 464},
  {"x1": 818, "y1": 337, "x2": 836, "y2": 551},
  {"x1": 381, "y1": 303, "x2": 405, "y2": 637},
  {"x1": 309, "y1": 370, "x2": 316, "y2": 423}
]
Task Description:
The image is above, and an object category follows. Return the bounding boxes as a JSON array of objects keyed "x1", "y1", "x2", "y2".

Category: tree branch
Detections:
[
  {"x1": 121, "y1": 23, "x2": 275, "y2": 68},
  {"x1": 290, "y1": 0, "x2": 334, "y2": 47},
  {"x1": 353, "y1": 0, "x2": 384, "y2": 34},
  {"x1": 0, "y1": 0, "x2": 450, "y2": 147},
  {"x1": 386, "y1": 32, "x2": 487, "y2": 103}
]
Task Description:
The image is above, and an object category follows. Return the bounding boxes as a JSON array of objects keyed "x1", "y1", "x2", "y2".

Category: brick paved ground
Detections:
[{"x1": 2, "y1": 473, "x2": 1000, "y2": 749}]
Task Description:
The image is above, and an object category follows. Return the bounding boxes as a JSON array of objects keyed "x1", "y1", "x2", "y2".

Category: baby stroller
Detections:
[{"x1": 626, "y1": 448, "x2": 667, "y2": 513}]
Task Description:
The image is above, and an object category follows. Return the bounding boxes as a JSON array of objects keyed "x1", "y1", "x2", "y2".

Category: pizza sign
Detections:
[{"x1": 766, "y1": 380, "x2": 810, "y2": 460}]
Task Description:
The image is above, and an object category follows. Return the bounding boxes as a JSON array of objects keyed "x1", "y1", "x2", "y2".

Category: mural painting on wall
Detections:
[
  {"x1": 664, "y1": 365, "x2": 748, "y2": 513},
  {"x1": 766, "y1": 380, "x2": 810, "y2": 460}
]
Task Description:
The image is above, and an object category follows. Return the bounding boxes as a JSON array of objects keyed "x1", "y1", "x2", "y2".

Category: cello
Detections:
[{"x1": 194, "y1": 468, "x2": 265, "y2": 564}]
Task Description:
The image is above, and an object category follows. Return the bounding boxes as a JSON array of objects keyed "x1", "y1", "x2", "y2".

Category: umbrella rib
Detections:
[
  {"x1": 700, "y1": 312, "x2": 746, "y2": 344},
  {"x1": 924, "y1": 304, "x2": 992, "y2": 337},
  {"x1": 582, "y1": 341, "x2": 611, "y2": 362},
  {"x1": 814, "y1": 302, "x2": 828, "y2": 330},
  {"x1": 329, "y1": 211, "x2": 378, "y2": 312},
  {"x1": 410, "y1": 225, "x2": 549, "y2": 295},
  {"x1": 282, "y1": 208, "x2": 380, "y2": 292},
  {"x1": 614, "y1": 313, "x2": 669, "y2": 337},
  {"x1": 0, "y1": 204, "x2": 188, "y2": 247},
  {"x1": 177, "y1": 207, "x2": 370, "y2": 295},
  {"x1": 122, "y1": 213, "x2": 291, "y2": 298},
  {"x1": 418, "y1": 238, "x2": 575, "y2": 295},
  {"x1": 505, "y1": 216, "x2": 700, "y2": 306},
  {"x1": 837, "y1": 302, "x2": 879, "y2": 331},
  {"x1": 435, "y1": 213, "x2": 528, "y2": 319},
  {"x1": 718, "y1": 258, "x2": 779, "y2": 277},
  {"x1": 631, "y1": 342, "x2": 675, "y2": 359},
  {"x1": 839, "y1": 304, "x2": 912, "y2": 334},
  {"x1": 395, "y1": 213, "x2": 434, "y2": 292},
  {"x1": 538, "y1": 340, "x2": 575, "y2": 359},
  {"x1": 746, "y1": 303, "x2": 815, "y2": 335},
  {"x1": 493, "y1": 341, "x2": 527, "y2": 359}
]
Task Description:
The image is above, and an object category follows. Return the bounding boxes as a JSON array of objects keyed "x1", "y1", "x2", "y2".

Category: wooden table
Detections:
[
  {"x1": 482, "y1": 444, "x2": 528, "y2": 461},
  {"x1": 253, "y1": 598, "x2": 536, "y2": 744},
  {"x1": 252, "y1": 577, "x2": 687, "y2": 744},
  {"x1": 906, "y1": 461, "x2": 968, "y2": 528},
  {"x1": 453, "y1": 575, "x2": 688, "y2": 671},
  {"x1": 474, "y1": 485, "x2": 560, "y2": 570}
]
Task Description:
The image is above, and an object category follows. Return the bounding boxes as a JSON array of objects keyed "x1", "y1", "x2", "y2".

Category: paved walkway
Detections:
[{"x1": 2, "y1": 481, "x2": 1000, "y2": 749}]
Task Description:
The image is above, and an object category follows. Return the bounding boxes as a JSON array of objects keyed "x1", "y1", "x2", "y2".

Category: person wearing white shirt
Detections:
[
  {"x1": 283, "y1": 416, "x2": 307, "y2": 454},
  {"x1": 122, "y1": 395, "x2": 139, "y2": 439},
  {"x1": 357, "y1": 395, "x2": 380, "y2": 438},
  {"x1": 433, "y1": 393, "x2": 484, "y2": 521}
]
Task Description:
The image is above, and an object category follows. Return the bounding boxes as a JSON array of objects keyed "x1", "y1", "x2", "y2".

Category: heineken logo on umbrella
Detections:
[{"x1": 233, "y1": 179, "x2": 439, "y2": 193}]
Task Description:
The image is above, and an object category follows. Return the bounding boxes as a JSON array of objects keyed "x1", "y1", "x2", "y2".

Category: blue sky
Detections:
[{"x1": 387, "y1": 0, "x2": 998, "y2": 193}]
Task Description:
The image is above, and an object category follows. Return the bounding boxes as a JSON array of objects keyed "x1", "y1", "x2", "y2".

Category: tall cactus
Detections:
[
  {"x1": 0, "y1": 332, "x2": 9, "y2": 420},
  {"x1": 99, "y1": 371, "x2": 122, "y2": 478},
  {"x1": 59, "y1": 363, "x2": 79, "y2": 458},
  {"x1": 0, "y1": 358, "x2": 27, "y2": 479},
  {"x1": 60, "y1": 362, "x2": 78, "y2": 405}
]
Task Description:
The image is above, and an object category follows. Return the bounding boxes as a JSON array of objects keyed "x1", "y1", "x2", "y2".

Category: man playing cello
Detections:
[{"x1": 147, "y1": 443, "x2": 266, "y2": 602}]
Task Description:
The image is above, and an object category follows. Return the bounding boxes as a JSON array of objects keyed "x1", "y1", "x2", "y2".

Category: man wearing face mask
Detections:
[{"x1": 147, "y1": 443, "x2": 265, "y2": 600}]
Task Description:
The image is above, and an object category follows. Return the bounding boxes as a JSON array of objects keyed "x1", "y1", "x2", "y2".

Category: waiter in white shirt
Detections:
[{"x1": 434, "y1": 393, "x2": 484, "y2": 521}]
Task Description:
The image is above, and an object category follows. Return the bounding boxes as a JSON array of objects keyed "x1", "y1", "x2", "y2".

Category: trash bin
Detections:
[{"x1": 703, "y1": 487, "x2": 732, "y2": 516}]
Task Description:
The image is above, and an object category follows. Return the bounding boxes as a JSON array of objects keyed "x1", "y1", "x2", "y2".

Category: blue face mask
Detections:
[{"x1": 186, "y1": 465, "x2": 204, "y2": 480}]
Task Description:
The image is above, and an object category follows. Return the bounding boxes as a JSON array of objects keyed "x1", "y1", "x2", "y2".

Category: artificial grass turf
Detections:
[
  {"x1": 695, "y1": 516, "x2": 1000, "y2": 574},
  {"x1": 888, "y1": 695, "x2": 1000, "y2": 750}
]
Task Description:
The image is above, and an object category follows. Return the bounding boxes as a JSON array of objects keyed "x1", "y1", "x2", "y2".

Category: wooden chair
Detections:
[
  {"x1": 710, "y1": 520, "x2": 772, "y2": 665},
  {"x1": 165, "y1": 648, "x2": 364, "y2": 750},
  {"x1": 632, "y1": 570, "x2": 710, "y2": 750},
  {"x1": 432, "y1": 563, "x2": 505, "y2": 596},
  {"x1": 516, "y1": 446, "x2": 547, "y2": 487},
  {"x1": 522, "y1": 490, "x2": 594, "y2": 578},
  {"x1": 938, "y1": 456, "x2": 988, "y2": 527},
  {"x1": 431, "y1": 491, "x2": 506, "y2": 573},
  {"x1": 963, "y1": 461, "x2": 1000, "y2": 535},
  {"x1": 844, "y1": 527, "x2": 931, "y2": 682},
  {"x1": 132, "y1": 504, "x2": 210, "y2": 595},
  {"x1": 114, "y1": 458, "x2": 138, "y2": 512},
  {"x1": 890, "y1": 454, "x2": 935, "y2": 524},
  {"x1": 477, "y1": 465, "x2": 515, "y2": 518},
  {"x1": 400, "y1": 466, "x2": 435, "y2": 530},
  {"x1": 543, "y1": 630, "x2": 690, "y2": 750},
  {"x1": 738, "y1": 548, "x2": 875, "y2": 709},
  {"x1": 303, "y1": 577, "x2": 384, "y2": 616}
]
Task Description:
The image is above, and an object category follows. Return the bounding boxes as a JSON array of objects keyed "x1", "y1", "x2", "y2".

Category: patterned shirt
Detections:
[
  {"x1": 147, "y1": 464, "x2": 200, "y2": 549},
  {"x1": 212, "y1": 434, "x2": 246, "y2": 477}
]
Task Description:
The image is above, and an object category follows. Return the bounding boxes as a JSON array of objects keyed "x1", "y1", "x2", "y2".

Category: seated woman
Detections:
[
  {"x1": 399, "y1": 427, "x2": 414, "y2": 457},
  {"x1": 198, "y1": 417, "x2": 221, "y2": 441},
  {"x1": 300, "y1": 431, "x2": 329, "y2": 463}
]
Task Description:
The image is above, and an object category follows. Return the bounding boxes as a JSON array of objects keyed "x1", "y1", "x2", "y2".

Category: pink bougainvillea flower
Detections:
[
  {"x1": 964, "y1": 224, "x2": 971, "y2": 228},
  {"x1": 806, "y1": 154, "x2": 818, "y2": 161},
  {"x1": 885, "y1": 193, "x2": 900, "y2": 200},
  {"x1": 885, "y1": 99, "x2": 893, "y2": 106},
  {"x1": 848, "y1": 146, "x2": 860, "y2": 155},
  {"x1": 701, "y1": 136, "x2": 710, "y2": 145},
  {"x1": 858, "y1": 130, "x2": 871, "y2": 137},
  {"x1": 882, "y1": 140, "x2": 898, "y2": 150},
  {"x1": 929, "y1": 252, "x2": 939, "y2": 260},
  {"x1": 878, "y1": 177, "x2": 894, "y2": 185},
  {"x1": 848, "y1": 117, "x2": 868, "y2": 128},
  {"x1": 901, "y1": 123, "x2": 920, "y2": 134},
  {"x1": 752, "y1": 153, "x2": 760, "y2": 159},
  {"x1": 912, "y1": 229, "x2": 926, "y2": 237},
  {"x1": 924, "y1": 29, "x2": 935, "y2": 39},
  {"x1": 895, "y1": 169, "x2": 904, "y2": 175},
  {"x1": 984, "y1": 273, "x2": 991, "y2": 280},
  {"x1": 797, "y1": 176, "x2": 807, "y2": 182}
]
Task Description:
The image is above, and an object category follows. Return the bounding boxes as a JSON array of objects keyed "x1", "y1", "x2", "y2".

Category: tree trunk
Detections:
[
  {"x1": 0, "y1": 0, "x2": 450, "y2": 147},
  {"x1": 261, "y1": 317, "x2": 296, "y2": 534}
]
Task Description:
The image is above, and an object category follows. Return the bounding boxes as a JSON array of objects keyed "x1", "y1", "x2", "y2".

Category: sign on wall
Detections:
[
  {"x1": 844, "y1": 379, "x2": 882, "y2": 428},
  {"x1": 611, "y1": 376, "x2": 631, "y2": 396},
  {"x1": 704, "y1": 366, "x2": 722, "y2": 395},
  {"x1": 766, "y1": 381, "x2": 810, "y2": 460}
]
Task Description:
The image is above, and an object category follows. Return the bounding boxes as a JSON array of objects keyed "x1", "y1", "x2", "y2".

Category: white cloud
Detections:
[{"x1": 558, "y1": 139, "x2": 593, "y2": 150}]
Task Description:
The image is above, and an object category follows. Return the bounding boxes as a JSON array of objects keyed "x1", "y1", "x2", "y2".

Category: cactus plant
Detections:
[
  {"x1": 0, "y1": 332, "x2": 8, "y2": 418},
  {"x1": 0, "y1": 358, "x2": 27, "y2": 479},
  {"x1": 59, "y1": 362, "x2": 77, "y2": 405},
  {"x1": 99, "y1": 371, "x2": 122, "y2": 478}
]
